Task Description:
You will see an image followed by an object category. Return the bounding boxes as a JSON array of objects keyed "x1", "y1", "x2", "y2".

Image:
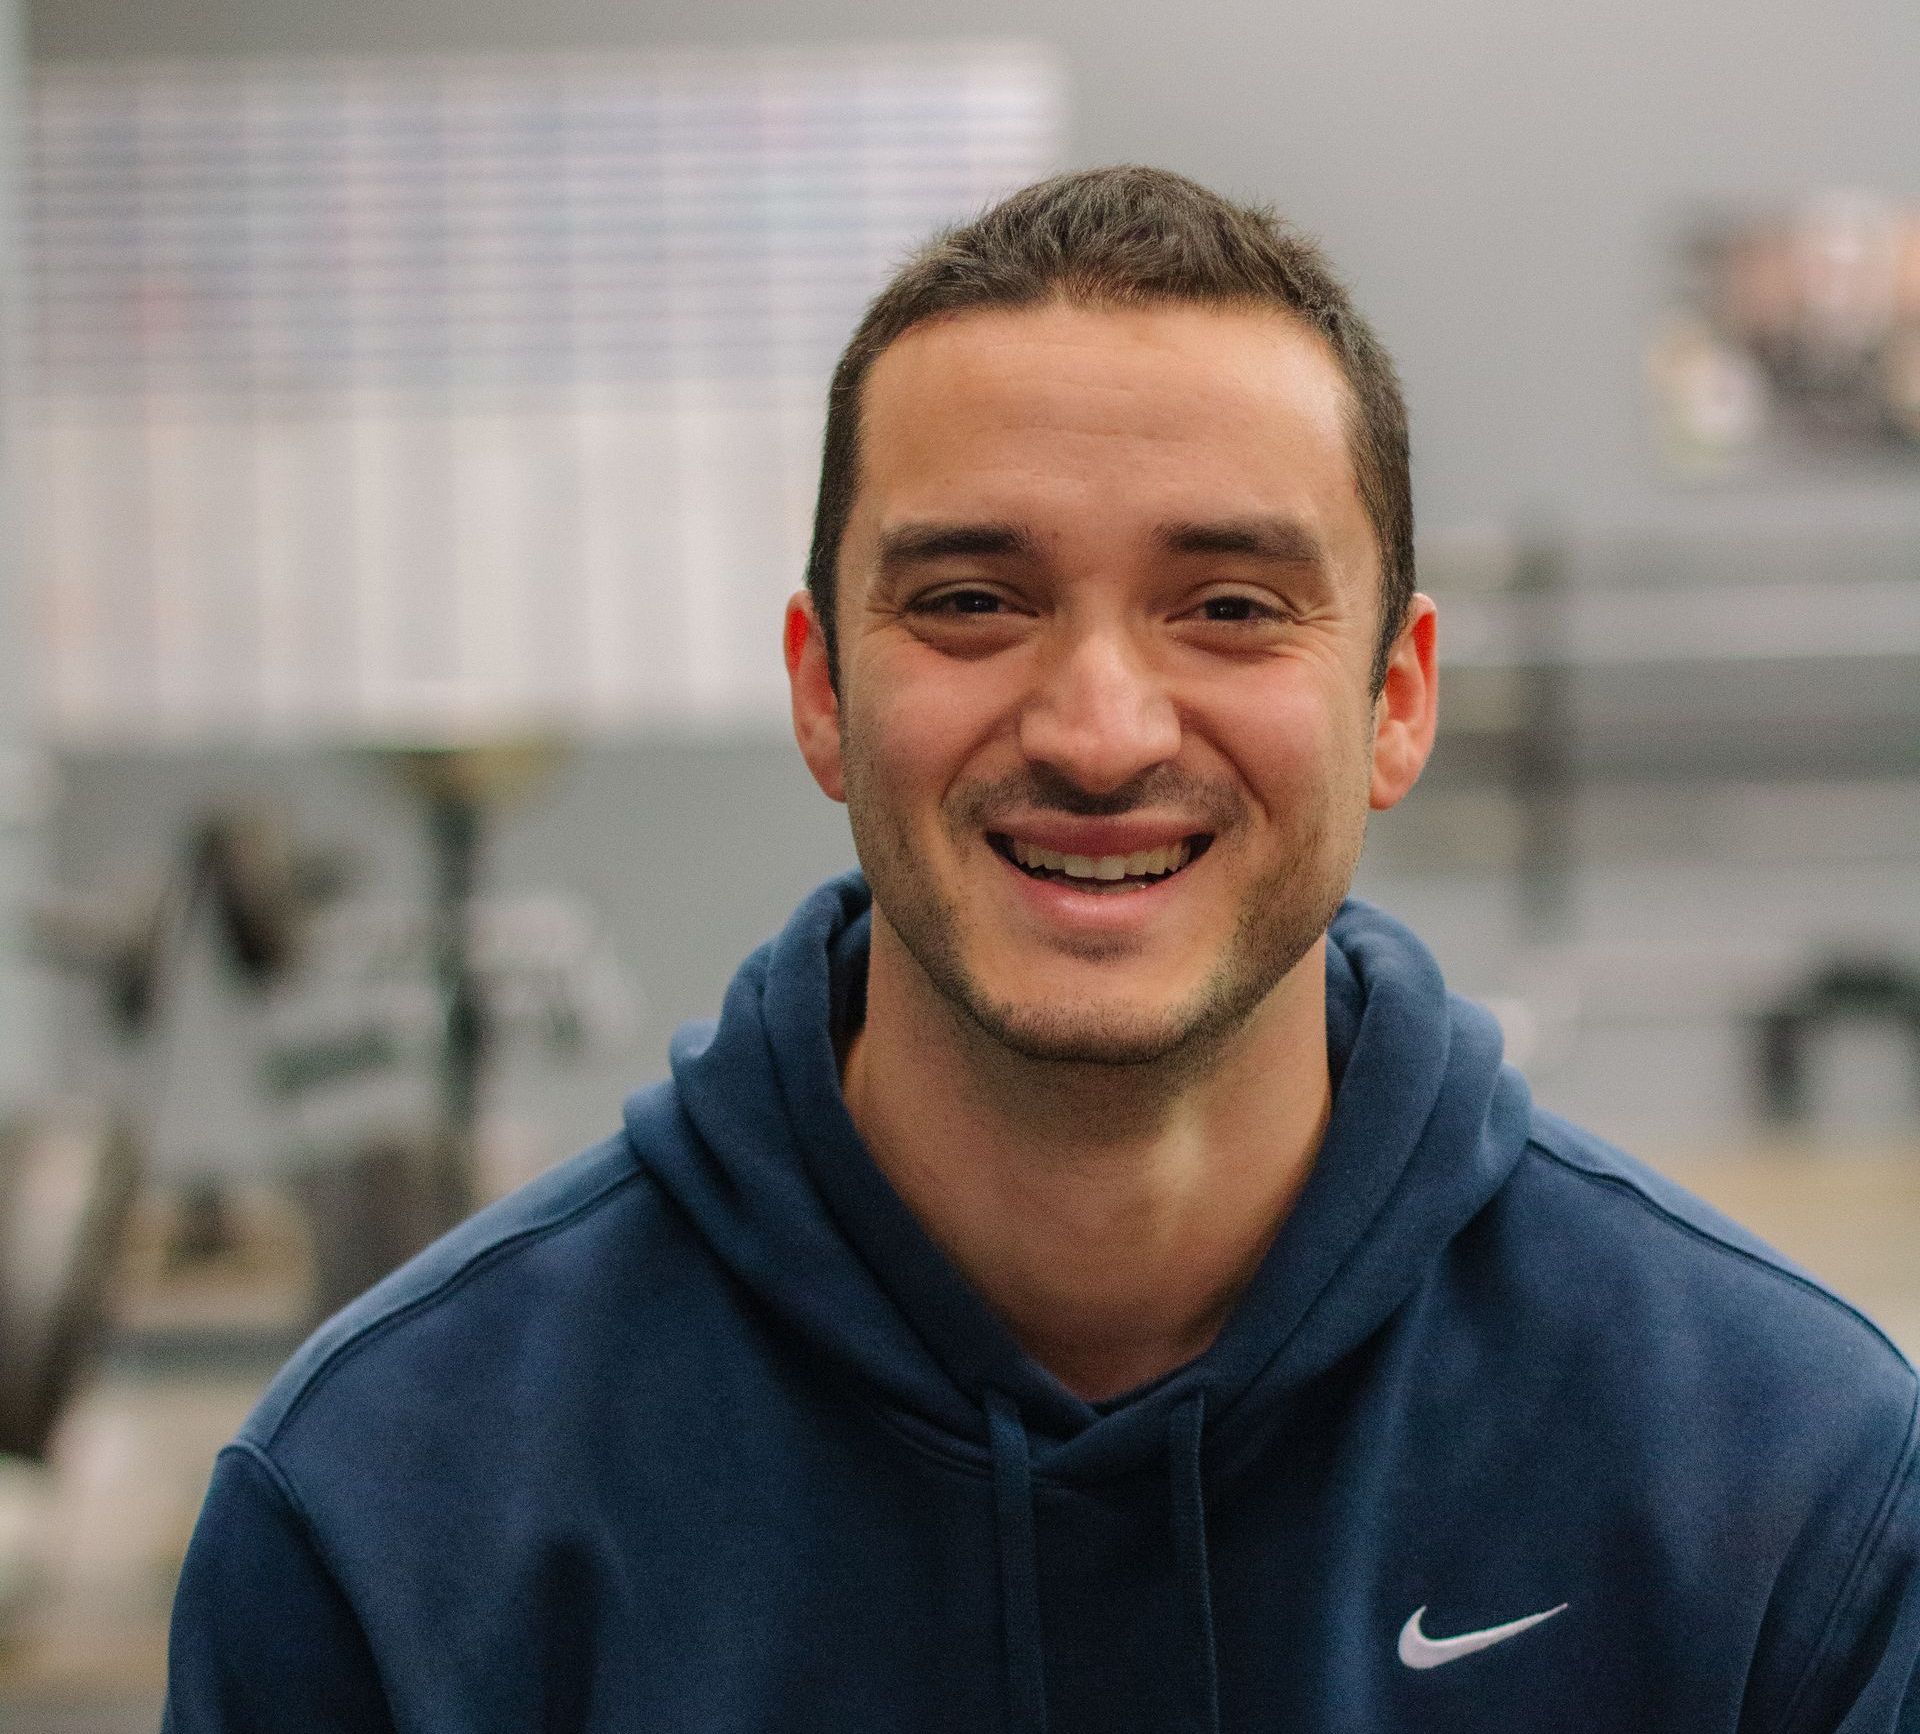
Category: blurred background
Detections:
[{"x1": 0, "y1": 0, "x2": 1915, "y2": 1725}]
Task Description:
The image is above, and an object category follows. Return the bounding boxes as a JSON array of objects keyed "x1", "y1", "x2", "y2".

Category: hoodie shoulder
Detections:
[
  {"x1": 240, "y1": 1107, "x2": 671, "y2": 1454},
  {"x1": 1500, "y1": 1113, "x2": 1920, "y2": 1729},
  {"x1": 1513, "y1": 1106, "x2": 1917, "y2": 1402}
]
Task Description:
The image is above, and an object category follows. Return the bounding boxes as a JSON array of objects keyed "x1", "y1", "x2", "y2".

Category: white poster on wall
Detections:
[{"x1": 25, "y1": 45, "x2": 1066, "y2": 744}]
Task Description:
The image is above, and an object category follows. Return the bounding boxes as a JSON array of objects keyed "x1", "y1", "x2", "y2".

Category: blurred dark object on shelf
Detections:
[
  {"x1": 1753, "y1": 956, "x2": 1920, "y2": 1127},
  {"x1": 293, "y1": 1137, "x2": 443, "y2": 1326},
  {"x1": 377, "y1": 742, "x2": 566, "y2": 1235},
  {"x1": 33, "y1": 806, "x2": 353, "y2": 1037},
  {"x1": 264, "y1": 740, "x2": 622, "y2": 1315},
  {"x1": 168, "y1": 1175, "x2": 237, "y2": 1268},
  {"x1": 32, "y1": 755, "x2": 626, "y2": 1339},
  {"x1": 0, "y1": 1105, "x2": 139, "y2": 1460},
  {"x1": 19, "y1": 802, "x2": 352, "y2": 1410}
]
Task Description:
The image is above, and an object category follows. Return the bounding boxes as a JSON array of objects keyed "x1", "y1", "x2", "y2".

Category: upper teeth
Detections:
[{"x1": 1008, "y1": 840, "x2": 1192, "y2": 879}]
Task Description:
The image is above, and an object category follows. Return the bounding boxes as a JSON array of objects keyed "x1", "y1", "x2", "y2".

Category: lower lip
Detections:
[{"x1": 990, "y1": 845, "x2": 1197, "y2": 934}]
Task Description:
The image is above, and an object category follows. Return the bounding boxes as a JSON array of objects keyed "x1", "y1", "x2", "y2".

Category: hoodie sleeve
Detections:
[
  {"x1": 1794, "y1": 1424, "x2": 1920, "y2": 1734},
  {"x1": 164, "y1": 1442, "x2": 398, "y2": 1734}
]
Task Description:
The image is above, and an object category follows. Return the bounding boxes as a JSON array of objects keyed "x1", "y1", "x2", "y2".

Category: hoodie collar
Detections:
[{"x1": 636, "y1": 871, "x2": 1532, "y2": 1480}]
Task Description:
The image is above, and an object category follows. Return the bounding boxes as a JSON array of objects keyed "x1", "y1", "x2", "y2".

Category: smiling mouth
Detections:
[{"x1": 988, "y1": 833, "x2": 1214, "y2": 892}]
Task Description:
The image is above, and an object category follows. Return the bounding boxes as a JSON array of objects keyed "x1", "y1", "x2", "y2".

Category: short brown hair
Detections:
[{"x1": 804, "y1": 164, "x2": 1414, "y2": 691}]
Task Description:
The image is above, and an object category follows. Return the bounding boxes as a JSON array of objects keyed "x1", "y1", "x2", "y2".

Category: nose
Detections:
[{"x1": 1017, "y1": 624, "x2": 1181, "y2": 796}]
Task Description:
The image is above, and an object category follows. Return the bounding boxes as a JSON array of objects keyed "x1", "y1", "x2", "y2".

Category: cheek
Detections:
[
  {"x1": 851, "y1": 654, "x2": 1016, "y2": 787},
  {"x1": 862, "y1": 694, "x2": 950, "y2": 776},
  {"x1": 839, "y1": 687, "x2": 978, "y2": 832},
  {"x1": 1212, "y1": 686, "x2": 1349, "y2": 788}
]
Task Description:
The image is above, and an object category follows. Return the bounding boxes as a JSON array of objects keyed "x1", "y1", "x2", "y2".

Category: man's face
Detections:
[{"x1": 786, "y1": 299, "x2": 1435, "y2": 1067}]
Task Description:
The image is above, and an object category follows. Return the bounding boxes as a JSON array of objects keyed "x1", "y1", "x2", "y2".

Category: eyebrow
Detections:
[
  {"x1": 1156, "y1": 516, "x2": 1329, "y2": 567},
  {"x1": 875, "y1": 521, "x2": 1042, "y2": 572},
  {"x1": 870, "y1": 513, "x2": 1330, "y2": 587}
]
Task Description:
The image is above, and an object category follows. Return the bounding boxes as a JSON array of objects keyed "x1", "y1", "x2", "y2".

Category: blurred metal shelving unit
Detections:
[
  {"x1": 1409, "y1": 521, "x2": 1920, "y2": 1129},
  {"x1": 1421, "y1": 523, "x2": 1920, "y2": 930}
]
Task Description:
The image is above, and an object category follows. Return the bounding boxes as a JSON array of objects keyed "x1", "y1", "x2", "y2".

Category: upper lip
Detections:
[{"x1": 986, "y1": 818, "x2": 1210, "y2": 856}]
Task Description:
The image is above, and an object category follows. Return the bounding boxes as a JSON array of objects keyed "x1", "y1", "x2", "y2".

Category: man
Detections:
[{"x1": 166, "y1": 167, "x2": 1920, "y2": 1732}]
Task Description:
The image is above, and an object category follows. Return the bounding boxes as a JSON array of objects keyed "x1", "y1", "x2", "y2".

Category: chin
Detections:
[
  {"x1": 966, "y1": 1004, "x2": 1191, "y2": 1067},
  {"x1": 952, "y1": 973, "x2": 1272, "y2": 1069}
]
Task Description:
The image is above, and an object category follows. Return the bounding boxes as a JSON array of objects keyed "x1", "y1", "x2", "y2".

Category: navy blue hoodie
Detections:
[{"x1": 166, "y1": 875, "x2": 1920, "y2": 1732}]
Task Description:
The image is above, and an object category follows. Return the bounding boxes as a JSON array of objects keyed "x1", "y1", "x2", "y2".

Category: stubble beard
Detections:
[{"x1": 841, "y1": 733, "x2": 1367, "y2": 1079}]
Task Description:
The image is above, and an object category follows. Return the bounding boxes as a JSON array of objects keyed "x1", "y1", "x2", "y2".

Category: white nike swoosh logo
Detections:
[{"x1": 1397, "y1": 1602, "x2": 1569, "y2": 1670}]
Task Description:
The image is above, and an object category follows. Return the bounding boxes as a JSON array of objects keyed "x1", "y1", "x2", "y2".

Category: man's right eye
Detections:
[{"x1": 916, "y1": 589, "x2": 1006, "y2": 615}]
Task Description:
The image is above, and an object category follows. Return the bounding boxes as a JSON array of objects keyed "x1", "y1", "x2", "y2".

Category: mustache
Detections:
[{"x1": 950, "y1": 764, "x2": 1244, "y2": 829}]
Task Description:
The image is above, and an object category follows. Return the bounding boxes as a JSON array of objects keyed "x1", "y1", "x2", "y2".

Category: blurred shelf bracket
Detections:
[
  {"x1": 1412, "y1": 520, "x2": 1920, "y2": 941},
  {"x1": 1752, "y1": 956, "x2": 1920, "y2": 1130}
]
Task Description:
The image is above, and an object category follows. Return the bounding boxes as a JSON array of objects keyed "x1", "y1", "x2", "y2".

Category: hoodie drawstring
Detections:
[
  {"x1": 986, "y1": 1391, "x2": 1222, "y2": 1734},
  {"x1": 1169, "y1": 1394, "x2": 1222, "y2": 1734},
  {"x1": 987, "y1": 1391, "x2": 1050, "y2": 1734}
]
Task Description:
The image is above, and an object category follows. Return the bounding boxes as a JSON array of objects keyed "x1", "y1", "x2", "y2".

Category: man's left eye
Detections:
[{"x1": 1196, "y1": 595, "x2": 1276, "y2": 623}]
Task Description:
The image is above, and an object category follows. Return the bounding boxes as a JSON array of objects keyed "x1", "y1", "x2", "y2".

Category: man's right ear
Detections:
[{"x1": 784, "y1": 591, "x2": 847, "y2": 803}]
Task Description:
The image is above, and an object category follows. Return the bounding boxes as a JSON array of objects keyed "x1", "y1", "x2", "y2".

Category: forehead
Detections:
[{"x1": 852, "y1": 299, "x2": 1365, "y2": 541}]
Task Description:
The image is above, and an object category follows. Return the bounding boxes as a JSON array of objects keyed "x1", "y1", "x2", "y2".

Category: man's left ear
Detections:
[{"x1": 1369, "y1": 594, "x2": 1438, "y2": 812}]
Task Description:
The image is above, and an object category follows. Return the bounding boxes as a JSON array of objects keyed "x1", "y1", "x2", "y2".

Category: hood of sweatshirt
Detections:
[
  {"x1": 626, "y1": 872, "x2": 1533, "y2": 1734},
  {"x1": 633, "y1": 870, "x2": 1530, "y2": 1472}
]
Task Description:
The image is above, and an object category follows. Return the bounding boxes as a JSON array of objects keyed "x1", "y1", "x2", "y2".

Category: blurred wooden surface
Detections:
[{"x1": 1658, "y1": 1138, "x2": 1920, "y2": 1355}]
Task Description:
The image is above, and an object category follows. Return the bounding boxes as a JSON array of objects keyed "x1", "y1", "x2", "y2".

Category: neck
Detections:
[{"x1": 841, "y1": 913, "x2": 1332, "y2": 1403}]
